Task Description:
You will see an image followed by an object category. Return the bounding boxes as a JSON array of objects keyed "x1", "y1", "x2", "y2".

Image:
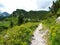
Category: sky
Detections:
[{"x1": 0, "y1": 0, "x2": 56, "y2": 14}]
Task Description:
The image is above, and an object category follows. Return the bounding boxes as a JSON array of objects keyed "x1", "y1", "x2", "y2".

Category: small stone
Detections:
[{"x1": 56, "y1": 17, "x2": 60, "y2": 23}]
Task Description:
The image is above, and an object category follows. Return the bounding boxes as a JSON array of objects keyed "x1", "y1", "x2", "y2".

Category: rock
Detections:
[
  {"x1": 56, "y1": 17, "x2": 60, "y2": 23},
  {"x1": 4, "y1": 34, "x2": 9, "y2": 40}
]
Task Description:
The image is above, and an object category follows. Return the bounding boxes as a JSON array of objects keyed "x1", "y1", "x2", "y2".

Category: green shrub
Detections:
[{"x1": 0, "y1": 22, "x2": 39, "y2": 45}]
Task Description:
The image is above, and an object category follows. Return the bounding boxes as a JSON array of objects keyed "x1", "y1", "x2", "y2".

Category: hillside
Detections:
[
  {"x1": 0, "y1": 0, "x2": 60, "y2": 45},
  {"x1": 27, "y1": 10, "x2": 49, "y2": 20},
  {"x1": 0, "y1": 22, "x2": 40, "y2": 45},
  {"x1": 11, "y1": 9, "x2": 49, "y2": 20},
  {"x1": 0, "y1": 10, "x2": 48, "y2": 29}
]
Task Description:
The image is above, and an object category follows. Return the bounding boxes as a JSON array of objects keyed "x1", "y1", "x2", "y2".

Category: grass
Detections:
[
  {"x1": 0, "y1": 15, "x2": 60, "y2": 45},
  {"x1": 0, "y1": 22, "x2": 40, "y2": 45},
  {"x1": 42, "y1": 16, "x2": 60, "y2": 45}
]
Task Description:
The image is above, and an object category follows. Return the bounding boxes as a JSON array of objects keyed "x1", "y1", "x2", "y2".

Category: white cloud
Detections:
[
  {"x1": 36, "y1": 0, "x2": 56, "y2": 10},
  {"x1": 0, "y1": 0, "x2": 56, "y2": 13}
]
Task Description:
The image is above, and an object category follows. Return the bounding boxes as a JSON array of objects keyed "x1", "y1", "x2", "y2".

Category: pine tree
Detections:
[
  {"x1": 49, "y1": 0, "x2": 60, "y2": 17},
  {"x1": 10, "y1": 20, "x2": 14, "y2": 28},
  {"x1": 17, "y1": 13, "x2": 24, "y2": 26}
]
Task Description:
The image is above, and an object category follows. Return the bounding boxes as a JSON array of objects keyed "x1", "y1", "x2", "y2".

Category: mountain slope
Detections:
[
  {"x1": 11, "y1": 9, "x2": 49, "y2": 20},
  {"x1": 0, "y1": 22, "x2": 39, "y2": 45}
]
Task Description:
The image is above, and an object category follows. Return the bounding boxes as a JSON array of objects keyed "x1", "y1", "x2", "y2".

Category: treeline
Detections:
[
  {"x1": 6, "y1": 9, "x2": 49, "y2": 27},
  {"x1": 49, "y1": 0, "x2": 60, "y2": 17},
  {"x1": 1, "y1": 0, "x2": 60, "y2": 29},
  {"x1": 10, "y1": 9, "x2": 49, "y2": 21}
]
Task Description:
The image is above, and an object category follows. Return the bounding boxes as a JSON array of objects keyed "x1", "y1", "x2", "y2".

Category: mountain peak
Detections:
[{"x1": 2, "y1": 12, "x2": 10, "y2": 16}]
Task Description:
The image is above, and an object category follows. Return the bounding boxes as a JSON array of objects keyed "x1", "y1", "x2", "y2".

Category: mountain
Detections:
[
  {"x1": 2, "y1": 12, "x2": 10, "y2": 16},
  {"x1": 0, "y1": 12, "x2": 10, "y2": 19},
  {"x1": 11, "y1": 9, "x2": 49, "y2": 20},
  {"x1": 27, "y1": 10, "x2": 49, "y2": 20}
]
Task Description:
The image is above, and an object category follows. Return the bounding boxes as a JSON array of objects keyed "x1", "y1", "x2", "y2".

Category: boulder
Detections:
[{"x1": 56, "y1": 17, "x2": 60, "y2": 23}]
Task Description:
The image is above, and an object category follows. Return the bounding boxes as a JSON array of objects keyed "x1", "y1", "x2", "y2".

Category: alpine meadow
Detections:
[{"x1": 0, "y1": 0, "x2": 60, "y2": 45}]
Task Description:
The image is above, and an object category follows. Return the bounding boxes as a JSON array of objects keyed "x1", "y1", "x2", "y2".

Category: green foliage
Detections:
[
  {"x1": 10, "y1": 20, "x2": 14, "y2": 28},
  {"x1": 0, "y1": 1, "x2": 60, "y2": 45},
  {"x1": 42, "y1": 16, "x2": 56, "y2": 28},
  {"x1": 17, "y1": 15, "x2": 24, "y2": 25},
  {"x1": 49, "y1": 23, "x2": 60, "y2": 45},
  {"x1": 0, "y1": 22, "x2": 39, "y2": 45},
  {"x1": 45, "y1": 0, "x2": 60, "y2": 45},
  {"x1": 27, "y1": 10, "x2": 49, "y2": 20},
  {"x1": 11, "y1": 9, "x2": 49, "y2": 21},
  {"x1": 42, "y1": 17, "x2": 60, "y2": 45},
  {"x1": 49, "y1": 0, "x2": 60, "y2": 17}
]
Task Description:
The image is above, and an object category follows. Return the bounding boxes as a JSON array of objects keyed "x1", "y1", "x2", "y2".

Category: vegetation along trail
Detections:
[{"x1": 31, "y1": 23, "x2": 48, "y2": 45}]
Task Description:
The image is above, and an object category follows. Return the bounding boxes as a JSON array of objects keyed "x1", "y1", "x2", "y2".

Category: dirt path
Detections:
[{"x1": 31, "y1": 23, "x2": 48, "y2": 45}]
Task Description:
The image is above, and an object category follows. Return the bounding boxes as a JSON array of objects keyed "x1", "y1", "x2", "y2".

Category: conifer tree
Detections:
[
  {"x1": 49, "y1": 0, "x2": 60, "y2": 17},
  {"x1": 17, "y1": 13, "x2": 24, "y2": 26},
  {"x1": 10, "y1": 20, "x2": 14, "y2": 28}
]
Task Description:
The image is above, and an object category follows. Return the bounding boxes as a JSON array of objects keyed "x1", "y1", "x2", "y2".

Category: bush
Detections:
[{"x1": 0, "y1": 22, "x2": 39, "y2": 45}]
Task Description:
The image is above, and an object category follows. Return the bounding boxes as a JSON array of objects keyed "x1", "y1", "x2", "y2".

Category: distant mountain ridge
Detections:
[
  {"x1": 11, "y1": 9, "x2": 49, "y2": 20},
  {"x1": 0, "y1": 12, "x2": 10, "y2": 19},
  {"x1": 2, "y1": 12, "x2": 10, "y2": 16},
  {"x1": 0, "y1": 9, "x2": 49, "y2": 20}
]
